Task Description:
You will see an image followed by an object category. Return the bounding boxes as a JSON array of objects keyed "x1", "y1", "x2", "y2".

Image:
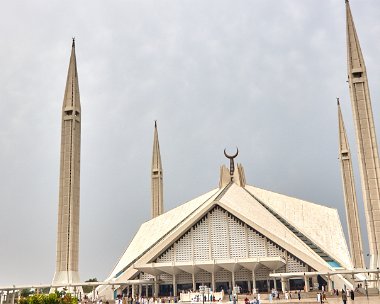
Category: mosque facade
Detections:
[
  {"x1": 96, "y1": 0, "x2": 380, "y2": 299},
  {"x1": 43, "y1": 0, "x2": 380, "y2": 299}
]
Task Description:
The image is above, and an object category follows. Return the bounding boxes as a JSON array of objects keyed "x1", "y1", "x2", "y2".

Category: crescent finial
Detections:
[{"x1": 224, "y1": 147, "x2": 239, "y2": 159}]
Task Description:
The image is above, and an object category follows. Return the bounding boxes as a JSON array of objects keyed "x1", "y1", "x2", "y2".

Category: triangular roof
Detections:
[
  {"x1": 244, "y1": 185, "x2": 352, "y2": 269},
  {"x1": 106, "y1": 182, "x2": 352, "y2": 283},
  {"x1": 107, "y1": 187, "x2": 222, "y2": 280}
]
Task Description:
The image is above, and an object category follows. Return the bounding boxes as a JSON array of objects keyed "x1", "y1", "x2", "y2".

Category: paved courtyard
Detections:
[{"x1": 255, "y1": 295, "x2": 380, "y2": 303}]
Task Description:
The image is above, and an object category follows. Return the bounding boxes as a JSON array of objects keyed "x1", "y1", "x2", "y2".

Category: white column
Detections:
[
  {"x1": 304, "y1": 274, "x2": 309, "y2": 292},
  {"x1": 0, "y1": 292, "x2": 3, "y2": 304},
  {"x1": 131, "y1": 285, "x2": 135, "y2": 300},
  {"x1": 139, "y1": 284, "x2": 142, "y2": 297},
  {"x1": 327, "y1": 275, "x2": 332, "y2": 292},
  {"x1": 247, "y1": 280, "x2": 251, "y2": 293},
  {"x1": 192, "y1": 273, "x2": 196, "y2": 291},
  {"x1": 154, "y1": 276, "x2": 159, "y2": 297},
  {"x1": 281, "y1": 278, "x2": 286, "y2": 293},
  {"x1": 231, "y1": 271, "x2": 235, "y2": 289},
  {"x1": 173, "y1": 274, "x2": 177, "y2": 296},
  {"x1": 212, "y1": 272, "x2": 215, "y2": 292},
  {"x1": 252, "y1": 271, "x2": 256, "y2": 289},
  {"x1": 11, "y1": 290, "x2": 15, "y2": 304}
]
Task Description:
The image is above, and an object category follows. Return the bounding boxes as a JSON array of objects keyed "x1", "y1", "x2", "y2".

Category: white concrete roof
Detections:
[
  {"x1": 245, "y1": 185, "x2": 353, "y2": 269},
  {"x1": 106, "y1": 182, "x2": 352, "y2": 282},
  {"x1": 106, "y1": 188, "x2": 221, "y2": 280}
]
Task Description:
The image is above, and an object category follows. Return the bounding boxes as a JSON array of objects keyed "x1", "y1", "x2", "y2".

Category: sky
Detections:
[{"x1": 0, "y1": 0, "x2": 380, "y2": 286}]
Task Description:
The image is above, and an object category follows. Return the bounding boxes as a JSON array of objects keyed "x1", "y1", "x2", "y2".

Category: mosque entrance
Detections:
[
  {"x1": 215, "y1": 282, "x2": 229, "y2": 293},
  {"x1": 289, "y1": 278, "x2": 305, "y2": 290},
  {"x1": 159, "y1": 284, "x2": 173, "y2": 296},
  {"x1": 235, "y1": 281, "x2": 248, "y2": 293}
]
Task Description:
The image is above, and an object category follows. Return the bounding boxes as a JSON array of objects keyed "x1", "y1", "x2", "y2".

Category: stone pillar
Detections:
[
  {"x1": 247, "y1": 280, "x2": 251, "y2": 293},
  {"x1": 304, "y1": 274, "x2": 309, "y2": 292},
  {"x1": 192, "y1": 273, "x2": 196, "y2": 291},
  {"x1": 327, "y1": 275, "x2": 332, "y2": 292},
  {"x1": 173, "y1": 274, "x2": 177, "y2": 296},
  {"x1": 231, "y1": 272, "x2": 235, "y2": 289},
  {"x1": 211, "y1": 272, "x2": 216, "y2": 292},
  {"x1": 131, "y1": 285, "x2": 136, "y2": 300},
  {"x1": 310, "y1": 276, "x2": 316, "y2": 291},
  {"x1": 266, "y1": 280, "x2": 270, "y2": 292},
  {"x1": 252, "y1": 271, "x2": 256, "y2": 289},
  {"x1": 139, "y1": 284, "x2": 142, "y2": 297},
  {"x1": 281, "y1": 278, "x2": 286, "y2": 293},
  {"x1": 11, "y1": 290, "x2": 15, "y2": 304},
  {"x1": 154, "y1": 277, "x2": 159, "y2": 297}
]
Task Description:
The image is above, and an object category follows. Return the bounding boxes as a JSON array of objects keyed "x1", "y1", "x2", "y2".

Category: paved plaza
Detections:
[{"x1": 255, "y1": 296, "x2": 380, "y2": 303}]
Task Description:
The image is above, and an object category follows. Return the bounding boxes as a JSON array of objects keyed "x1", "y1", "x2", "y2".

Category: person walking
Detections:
[{"x1": 342, "y1": 291, "x2": 347, "y2": 304}]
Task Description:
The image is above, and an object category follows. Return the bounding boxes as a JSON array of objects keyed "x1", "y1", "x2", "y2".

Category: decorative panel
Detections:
[
  {"x1": 235, "y1": 268, "x2": 251, "y2": 281},
  {"x1": 210, "y1": 207, "x2": 229, "y2": 259},
  {"x1": 156, "y1": 245, "x2": 174, "y2": 262},
  {"x1": 215, "y1": 269, "x2": 231, "y2": 282},
  {"x1": 255, "y1": 266, "x2": 270, "y2": 280},
  {"x1": 195, "y1": 270, "x2": 211, "y2": 283},
  {"x1": 193, "y1": 217, "x2": 210, "y2": 261},
  {"x1": 247, "y1": 227, "x2": 266, "y2": 257},
  {"x1": 175, "y1": 230, "x2": 192, "y2": 262},
  {"x1": 177, "y1": 272, "x2": 192, "y2": 284},
  {"x1": 228, "y1": 214, "x2": 247, "y2": 258}
]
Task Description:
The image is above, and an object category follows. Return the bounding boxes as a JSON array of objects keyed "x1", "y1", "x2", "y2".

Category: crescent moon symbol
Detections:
[{"x1": 224, "y1": 147, "x2": 239, "y2": 159}]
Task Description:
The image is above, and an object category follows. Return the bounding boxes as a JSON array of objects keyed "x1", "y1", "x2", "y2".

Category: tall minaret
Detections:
[
  {"x1": 151, "y1": 121, "x2": 163, "y2": 218},
  {"x1": 346, "y1": 0, "x2": 380, "y2": 269},
  {"x1": 52, "y1": 39, "x2": 81, "y2": 286},
  {"x1": 337, "y1": 98, "x2": 365, "y2": 269}
]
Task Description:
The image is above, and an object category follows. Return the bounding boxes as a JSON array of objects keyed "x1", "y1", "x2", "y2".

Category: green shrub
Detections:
[{"x1": 19, "y1": 293, "x2": 77, "y2": 304}]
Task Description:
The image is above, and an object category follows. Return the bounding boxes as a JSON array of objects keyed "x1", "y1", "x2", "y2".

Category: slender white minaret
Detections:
[
  {"x1": 338, "y1": 98, "x2": 365, "y2": 268},
  {"x1": 52, "y1": 39, "x2": 81, "y2": 286},
  {"x1": 345, "y1": 0, "x2": 380, "y2": 269},
  {"x1": 151, "y1": 121, "x2": 163, "y2": 218}
]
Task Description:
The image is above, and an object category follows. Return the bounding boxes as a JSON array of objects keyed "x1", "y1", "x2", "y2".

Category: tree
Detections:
[
  {"x1": 83, "y1": 278, "x2": 99, "y2": 294},
  {"x1": 21, "y1": 289, "x2": 32, "y2": 297}
]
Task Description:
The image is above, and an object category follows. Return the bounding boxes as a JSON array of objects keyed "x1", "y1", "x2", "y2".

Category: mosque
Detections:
[{"x1": 47, "y1": 0, "x2": 380, "y2": 300}]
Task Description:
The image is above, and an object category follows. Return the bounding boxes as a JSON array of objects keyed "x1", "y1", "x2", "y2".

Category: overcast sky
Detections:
[{"x1": 1, "y1": 0, "x2": 380, "y2": 286}]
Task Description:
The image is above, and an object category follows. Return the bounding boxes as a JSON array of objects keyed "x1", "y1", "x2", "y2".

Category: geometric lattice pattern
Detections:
[{"x1": 155, "y1": 205, "x2": 309, "y2": 274}]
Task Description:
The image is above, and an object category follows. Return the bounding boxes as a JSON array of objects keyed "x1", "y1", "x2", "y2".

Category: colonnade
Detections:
[{"x1": 121, "y1": 270, "x2": 323, "y2": 298}]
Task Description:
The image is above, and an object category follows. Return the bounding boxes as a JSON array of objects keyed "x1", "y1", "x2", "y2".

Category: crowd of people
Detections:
[{"x1": 84, "y1": 286, "x2": 359, "y2": 304}]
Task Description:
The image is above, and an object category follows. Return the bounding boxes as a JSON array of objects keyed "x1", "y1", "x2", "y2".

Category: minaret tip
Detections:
[
  {"x1": 154, "y1": 120, "x2": 157, "y2": 128},
  {"x1": 72, "y1": 37, "x2": 75, "y2": 48},
  {"x1": 337, "y1": 97, "x2": 340, "y2": 105}
]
